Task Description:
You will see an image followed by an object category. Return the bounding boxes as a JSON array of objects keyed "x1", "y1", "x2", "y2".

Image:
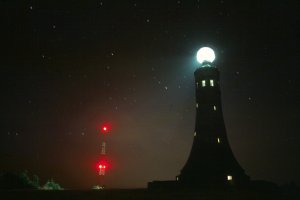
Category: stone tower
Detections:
[
  {"x1": 177, "y1": 50, "x2": 249, "y2": 186},
  {"x1": 148, "y1": 47, "x2": 249, "y2": 189}
]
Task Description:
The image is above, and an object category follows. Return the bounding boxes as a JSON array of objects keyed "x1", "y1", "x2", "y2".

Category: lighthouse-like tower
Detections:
[
  {"x1": 177, "y1": 47, "x2": 249, "y2": 187},
  {"x1": 148, "y1": 47, "x2": 249, "y2": 189}
]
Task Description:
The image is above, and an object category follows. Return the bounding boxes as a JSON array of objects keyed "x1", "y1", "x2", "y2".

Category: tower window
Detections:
[
  {"x1": 201, "y1": 80, "x2": 206, "y2": 87},
  {"x1": 196, "y1": 103, "x2": 198, "y2": 108},
  {"x1": 194, "y1": 132, "x2": 197, "y2": 137},
  {"x1": 196, "y1": 82, "x2": 199, "y2": 88},
  {"x1": 227, "y1": 175, "x2": 233, "y2": 181},
  {"x1": 210, "y1": 79, "x2": 214, "y2": 86},
  {"x1": 217, "y1": 138, "x2": 221, "y2": 143},
  {"x1": 213, "y1": 105, "x2": 217, "y2": 111}
]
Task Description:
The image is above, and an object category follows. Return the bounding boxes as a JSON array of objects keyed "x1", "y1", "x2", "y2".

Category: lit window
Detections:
[
  {"x1": 194, "y1": 132, "x2": 197, "y2": 137},
  {"x1": 201, "y1": 80, "x2": 206, "y2": 87},
  {"x1": 196, "y1": 103, "x2": 198, "y2": 108},
  {"x1": 176, "y1": 176, "x2": 179, "y2": 181},
  {"x1": 217, "y1": 138, "x2": 221, "y2": 143},
  {"x1": 213, "y1": 105, "x2": 217, "y2": 111},
  {"x1": 227, "y1": 175, "x2": 233, "y2": 181},
  {"x1": 210, "y1": 79, "x2": 214, "y2": 86}
]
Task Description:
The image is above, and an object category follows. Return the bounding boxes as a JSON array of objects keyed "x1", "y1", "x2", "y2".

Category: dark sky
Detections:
[{"x1": 0, "y1": 0, "x2": 299, "y2": 189}]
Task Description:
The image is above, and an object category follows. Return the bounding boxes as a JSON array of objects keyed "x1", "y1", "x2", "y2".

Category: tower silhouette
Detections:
[
  {"x1": 148, "y1": 47, "x2": 250, "y2": 189},
  {"x1": 177, "y1": 60, "x2": 249, "y2": 187}
]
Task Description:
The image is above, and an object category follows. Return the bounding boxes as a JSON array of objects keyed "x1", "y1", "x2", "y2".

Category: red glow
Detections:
[
  {"x1": 97, "y1": 159, "x2": 109, "y2": 170},
  {"x1": 102, "y1": 126, "x2": 108, "y2": 132},
  {"x1": 99, "y1": 123, "x2": 111, "y2": 134},
  {"x1": 99, "y1": 164, "x2": 107, "y2": 169}
]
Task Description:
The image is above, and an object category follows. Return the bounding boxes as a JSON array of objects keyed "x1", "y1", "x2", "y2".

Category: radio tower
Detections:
[{"x1": 98, "y1": 124, "x2": 110, "y2": 188}]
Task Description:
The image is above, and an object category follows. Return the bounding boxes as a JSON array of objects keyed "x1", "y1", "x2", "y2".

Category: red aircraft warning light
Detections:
[
  {"x1": 98, "y1": 164, "x2": 107, "y2": 169},
  {"x1": 97, "y1": 160, "x2": 109, "y2": 169},
  {"x1": 100, "y1": 124, "x2": 111, "y2": 134},
  {"x1": 102, "y1": 126, "x2": 108, "y2": 132},
  {"x1": 98, "y1": 161, "x2": 109, "y2": 176}
]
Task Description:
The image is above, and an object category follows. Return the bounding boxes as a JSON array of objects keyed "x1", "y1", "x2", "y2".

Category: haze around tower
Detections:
[{"x1": 1, "y1": 1, "x2": 299, "y2": 189}]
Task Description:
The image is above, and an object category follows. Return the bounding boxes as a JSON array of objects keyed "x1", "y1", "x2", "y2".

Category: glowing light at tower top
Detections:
[
  {"x1": 196, "y1": 47, "x2": 215, "y2": 65},
  {"x1": 99, "y1": 124, "x2": 111, "y2": 134}
]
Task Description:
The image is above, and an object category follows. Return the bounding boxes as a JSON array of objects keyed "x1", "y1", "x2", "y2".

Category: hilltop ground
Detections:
[{"x1": 1, "y1": 187, "x2": 299, "y2": 200}]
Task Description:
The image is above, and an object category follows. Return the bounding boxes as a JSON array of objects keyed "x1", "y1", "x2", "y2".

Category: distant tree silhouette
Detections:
[
  {"x1": 0, "y1": 171, "x2": 37, "y2": 189},
  {"x1": 0, "y1": 171, "x2": 65, "y2": 190},
  {"x1": 31, "y1": 174, "x2": 40, "y2": 189},
  {"x1": 42, "y1": 179, "x2": 63, "y2": 190}
]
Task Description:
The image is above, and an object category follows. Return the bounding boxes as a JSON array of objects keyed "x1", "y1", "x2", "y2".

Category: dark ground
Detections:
[{"x1": 1, "y1": 187, "x2": 299, "y2": 200}]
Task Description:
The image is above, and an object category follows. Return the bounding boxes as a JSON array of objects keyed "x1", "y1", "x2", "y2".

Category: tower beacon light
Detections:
[{"x1": 196, "y1": 47, "x2": 215, "y2": 64}]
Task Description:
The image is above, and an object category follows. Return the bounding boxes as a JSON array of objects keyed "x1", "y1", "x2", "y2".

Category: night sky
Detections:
[{"x1": 1, "y1": 0, "x2": 300, "y2": 189}]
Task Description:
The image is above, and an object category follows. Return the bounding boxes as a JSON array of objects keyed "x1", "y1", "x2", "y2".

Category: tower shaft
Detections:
[{"x1": 178, "y1": 66, "x2": 249, "y2": 186}]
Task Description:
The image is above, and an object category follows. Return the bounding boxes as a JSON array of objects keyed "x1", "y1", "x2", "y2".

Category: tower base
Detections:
[
  {"x1": 148, "y1": 179, "x2": 277, "y2": 191},
  {"x1": 148, "y1": 180, "x2": 180, "y2": 190}
]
